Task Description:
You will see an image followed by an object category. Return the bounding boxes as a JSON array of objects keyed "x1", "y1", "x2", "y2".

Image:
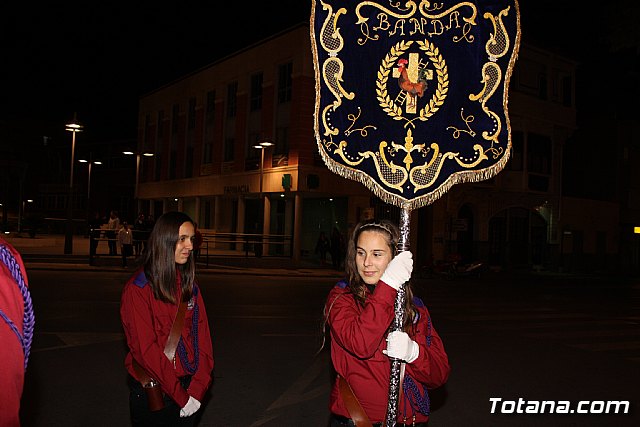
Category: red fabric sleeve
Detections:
[
  {"x1": 0, "y1": 239, "x2": 28, "y2": 425},
  {"x1": 327, "y1": 283, "x2": 396, "y2": 359},
  {"x1": 405, "y1": 307, "x2": 451, "y2": 389}
]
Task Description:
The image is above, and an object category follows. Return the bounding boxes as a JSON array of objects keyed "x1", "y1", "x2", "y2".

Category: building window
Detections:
[
  {"x1": 206, "y1": 90, "x2": 215, "y2": 125},
  {"x1": 171, "y1": 104, "x2": 180, "y2": 135},
  {"x1": 144, "y1": 114, "x2": 153, "y2": 156},
  {"x1": 204, "y1": 142, "x2": 213, "y2": 164},
  {"x1": 527, "y1": 132, "x2": 552, "y2": 192},
  {"x1": 275, "y1": 126, "x2": 289, "y2": 155},
  {"x1": 154, "y1": 154, "x2": 162, "y2": 181},
  {"x1": 188, "y1": 97, "x2": 196, "y2": 130},
  {"x1": 224, "y1": 137, "x2": 235, "y2": 162},
  {"x1": 250, "y1": 72, "x2": 263, "y2": 111},
  {"x1": 227, "y1": 82, "x2": 238, "y2": 118},
  {"x1": 561, "y1": 74, "x2": 572, "y2": 107},
  {"x1": 508, "y1": 130, "x2": 523, "y2": 171},
  {"x1": 538, "y1": 73, "x2": 548, "y2": 100},
  {"x1": 169, "y1": 150, "x2": 177, "y2": 179},
  {"x1": 157, "y1": 110, "x2": 164, "y2": 138},
  {"x1": 277, "y1": 62, "x2": 292, "y2": 104},
  {"x1": 513, "y1": 58, "x2": 546, "y2": 99},
  {"x1": 185, "y1": 146, "x2": 194, "y2": 178},
  {"x1": 527, "y1": 132, "x2": 552, "y2": 174},
  {"x1": 245, "y1": 132, "x2": 261, "y2": 171},
  {"x1": 204, "y1": 91, "x2": 215, "y2": 165}
]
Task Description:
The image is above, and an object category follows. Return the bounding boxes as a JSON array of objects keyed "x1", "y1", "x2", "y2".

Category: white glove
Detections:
[
  {"x1": 383, "y1": 330, "x2": 420, "y2": 363},
  {"x1": 380, "y1": 251, "x2": 413, "y2": 290},
  {"x1": 180, "y1": 396, "x2": 201, "y2": 417}
]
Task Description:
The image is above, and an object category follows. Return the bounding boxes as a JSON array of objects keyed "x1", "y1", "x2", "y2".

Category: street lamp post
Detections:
[
  {"x1": 253, "y1": 140, "x2": 274, "y2": 256},
  {"x1": 18, "y1": 199, "x2": 33, "y2": 233},
  {"x1": 123, "y1": 150, "x2": 154, "y2": 214},
  {"x1": 64, "y1": 114, "x2": 83, "y2": 254},
  {"x1": 78, "y1": 155, "x2": 101, "y2": 221}
]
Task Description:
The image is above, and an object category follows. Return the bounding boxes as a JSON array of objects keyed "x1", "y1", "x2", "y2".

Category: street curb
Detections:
[{"x1": 22, "y1": 262, "x2": 344, "y2": 278}]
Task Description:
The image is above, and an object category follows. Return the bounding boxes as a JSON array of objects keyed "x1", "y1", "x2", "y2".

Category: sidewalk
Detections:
[{"x1": 2, "y1": 233, "x2": 343, "y2": 278}]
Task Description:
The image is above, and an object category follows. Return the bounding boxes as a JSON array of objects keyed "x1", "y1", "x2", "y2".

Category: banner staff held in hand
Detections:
[{"x1": 311, "y1": 0, "x2": 521, "y2": 423}]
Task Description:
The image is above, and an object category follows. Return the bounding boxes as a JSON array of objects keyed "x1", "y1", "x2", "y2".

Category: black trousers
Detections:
[
  {"x1": 107, "y1": 231, "x2": 117, "y2": 255},
  {"x1": 128, "y1": 374, "x2": 195, "y2": 427},
  {"x1": 329, "y1": 413, "x2": 428, "y2": 427},
  {"x1": 121, "y1": 244, "x2": 133, "y2": 266}
]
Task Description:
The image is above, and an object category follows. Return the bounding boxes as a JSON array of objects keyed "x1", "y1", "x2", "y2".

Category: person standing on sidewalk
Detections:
[
  {"x1": 107, "y1": 210, "x2": 120, "y2": 256},
  {"x1": 323, "y1": 219, "x2": 450, "y2": 426},
  {"x1": 0, "y1": 236, "x2": 35, "y2": 427},
  {"x1": 192, "y1": 223, "x2": 203, "y2": 262},
  {"x1": 133, "y1": 213, "x2": 146, "y2": 256},
  {"x1": 120, "y1": 211, "x2": 214, "y2": 426},
  {"x1": 118, "y1": 221, "x2": 134, "y2": 268},
  {"x1": 330, "y1": 227, "x2": 345, "y2": 270}
]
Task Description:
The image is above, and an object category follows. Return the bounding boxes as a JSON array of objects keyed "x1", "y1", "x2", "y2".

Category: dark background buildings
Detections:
[{"x1": 1, "y1": 1, "x2": 638, "y2": 238}]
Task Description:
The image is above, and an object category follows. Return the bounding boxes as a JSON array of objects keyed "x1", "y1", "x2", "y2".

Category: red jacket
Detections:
[
  {"x1": 326, "y1": 280, "x2": 450, "y2": 424},
  {"x1": 0, "y1": 238, "x2": 34, "y2": 427},
  {"x1": 120, "y1": 269, "x2": 214, "y2": 407}
]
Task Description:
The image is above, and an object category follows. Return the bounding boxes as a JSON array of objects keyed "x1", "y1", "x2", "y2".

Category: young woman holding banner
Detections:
[{"x1": 324, "y1": 219, "x2": 450, "y2": 426}]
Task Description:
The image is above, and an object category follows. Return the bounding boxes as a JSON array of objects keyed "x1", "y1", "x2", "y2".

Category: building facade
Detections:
[{"x1": 135, "y1": 24, "x2": 619, "y2": 270}]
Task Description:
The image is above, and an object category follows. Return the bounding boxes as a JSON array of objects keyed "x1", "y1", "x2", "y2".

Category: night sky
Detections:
[
  {"x1": 1, "y1": 1, "x2": 311, "y2": 143},
  {"x1": 0, "y1": 1, "x2": 634, "y2": 145}
]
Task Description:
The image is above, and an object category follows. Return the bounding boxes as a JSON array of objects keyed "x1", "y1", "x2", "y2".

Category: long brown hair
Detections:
[
  {"x1": 142, "y1": 211, "x2": 195, "y2": 304},
  {"x1": 344, "y1": 219, "x2": 418, "y2": 330}
]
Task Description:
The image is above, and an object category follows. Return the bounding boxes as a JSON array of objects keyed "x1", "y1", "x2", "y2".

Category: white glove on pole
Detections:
[
  {"x1": 383, "y1": 330, "x2": 420, "y2": 363},
  {"x1": 180, "y1": 396, "x2": 201, "y2": 417},
  {"x1": 380, "y1": 251, "x2": 413, "y2": 290}
]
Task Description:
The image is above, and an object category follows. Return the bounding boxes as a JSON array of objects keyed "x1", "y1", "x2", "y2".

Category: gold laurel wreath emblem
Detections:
[{"x1": 376, "y1": 39, "x2": 449, "y2": 127}]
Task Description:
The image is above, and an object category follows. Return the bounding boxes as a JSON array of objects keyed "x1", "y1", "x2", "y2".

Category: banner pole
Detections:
[{"x1": 385, "y1": 206, "x2": 411, "y2": 426}]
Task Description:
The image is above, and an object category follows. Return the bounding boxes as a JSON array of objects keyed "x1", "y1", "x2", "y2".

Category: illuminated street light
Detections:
[
  {"x1": 78, "y1": 155, "x2": 101, "y2": 221},
  {"x1": 78, "y1": 157, "x2": 102, "y2": 201},
  {"x1": 123, "y1": 150, "x2": 154, "y2": 213},
  {"x1": 253, "y1": 140, "x2": 274, "y2": 256},
  {"x1": 64, "y1": 113, "x2": 83, "y2": 254}
]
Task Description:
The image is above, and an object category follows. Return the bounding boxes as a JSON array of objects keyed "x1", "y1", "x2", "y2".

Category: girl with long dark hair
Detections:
[
  {"x1": 121, "y1": 211, "x2": 214, "y2": 426},
  {"x1": 325, "y1": 219, "x2": 450, "y2": 426}
]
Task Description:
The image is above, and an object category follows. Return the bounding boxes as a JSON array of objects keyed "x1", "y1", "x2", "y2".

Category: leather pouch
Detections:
[{"x1": 143, "y1": 381, "x2": 165, "y2": 411}]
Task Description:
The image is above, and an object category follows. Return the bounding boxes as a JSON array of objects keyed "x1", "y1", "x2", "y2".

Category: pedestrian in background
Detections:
[
  {"x1": 133, "y1": 213, "x2": 146, "y2": 256},
  {"x1": 0, "y1": 236, "x2": 35, "y2": 426},
  {"x1": 107, "y1": 210, "x2": 120, "y2": 256},
  {"x1": 315, "y1": 231, "x2": 330, "y2": 265},
  {"x1": 330, "y1": 227, "x2": 345, "y2": 270},
  {"x1": 192, "y1": 223, "x2": 203, "y2": 262},
  {"x1": 120, "y1": 211, "x2": 214, "y2": 426},
  {"x1": 118, "y1": 221, "x2": 134, "y2": 268},
  {"x1": 88, "y1": 211, "x2": 104, "y2": 256},
  {"x1": 323, "y1": 219, "x2": 450, "y2": 426}
]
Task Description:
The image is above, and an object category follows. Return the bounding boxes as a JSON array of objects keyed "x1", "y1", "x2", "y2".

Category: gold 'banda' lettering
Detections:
[
  {"x1": 446, "y1": 11, "x2": 462, "y2": 31},
  {"x1": 359, "y1": 10, "x2": 474, "y2": 45},
  {"x1": 428, "y1": 19, "x2": 444, "y2": 37},
  {"x1": 389, "y1": 19, "x2": 407, "y2": 37},
  {"x1": 374, "y1": 13, "x2": 390, "y2": 32},
  {"x1": 409, "y1": 17, "x2": 428, "y2": 36}
]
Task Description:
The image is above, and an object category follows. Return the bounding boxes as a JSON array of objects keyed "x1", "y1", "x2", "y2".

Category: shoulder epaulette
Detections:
[
  {"x1": 413, "y1": 296, "x2": 425, "y2": 308},
  {"x1": 133, "y1": 270, "x2": 148, "y2": 288}
]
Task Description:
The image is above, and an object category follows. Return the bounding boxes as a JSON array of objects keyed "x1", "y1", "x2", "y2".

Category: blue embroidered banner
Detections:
[{"x1": 311, "y1": 0, "x2": 521, "y2": 209}]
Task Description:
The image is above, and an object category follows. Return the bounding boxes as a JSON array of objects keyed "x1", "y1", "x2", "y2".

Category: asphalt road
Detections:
[{"x1": 18, "y1": 269, "x2": 640, "y2": 427}]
